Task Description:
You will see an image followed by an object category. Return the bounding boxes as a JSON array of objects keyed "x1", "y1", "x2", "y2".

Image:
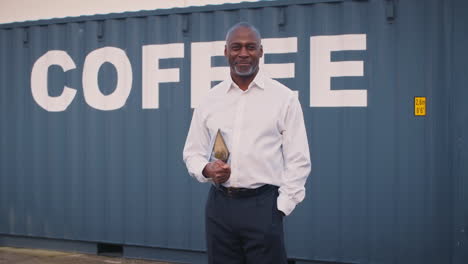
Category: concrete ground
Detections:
[{"x1": 0, "y1": 247, "x2": 172, "y2": 264}]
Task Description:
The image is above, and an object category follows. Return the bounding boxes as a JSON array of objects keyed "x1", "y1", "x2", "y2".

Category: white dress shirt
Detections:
[{"x1": 183, "y1": 72, "x2": 311, "y2": 216}]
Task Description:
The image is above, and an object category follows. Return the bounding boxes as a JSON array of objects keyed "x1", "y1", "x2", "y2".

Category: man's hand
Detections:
[{"x1": 202, "y1": 160, "x2": 231, "y2": 184}]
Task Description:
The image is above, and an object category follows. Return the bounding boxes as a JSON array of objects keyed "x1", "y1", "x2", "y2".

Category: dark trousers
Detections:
[{"x1": 205, "y1": 185, "x2": 287, "y2": 264}]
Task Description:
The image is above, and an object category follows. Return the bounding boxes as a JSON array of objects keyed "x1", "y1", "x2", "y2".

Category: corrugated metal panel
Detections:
[
  {"x1": 0, "y1": 0, "x2": 467, "y2": 263},
  {"x1": 452, "y1": 0, "x2": 468, "y2": 262}
]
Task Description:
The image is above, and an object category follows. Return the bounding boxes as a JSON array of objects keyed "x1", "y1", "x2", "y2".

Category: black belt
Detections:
[{"x1": 216, "y1": 184, "x2": 275, "y2": 198}]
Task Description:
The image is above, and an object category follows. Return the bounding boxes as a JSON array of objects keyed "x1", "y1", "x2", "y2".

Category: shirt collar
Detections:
[{"x1": 225, "y1": 70, "x2": 265, "y2": 93}]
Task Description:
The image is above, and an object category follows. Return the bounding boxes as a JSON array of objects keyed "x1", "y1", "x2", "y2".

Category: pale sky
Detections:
[{"x1": 0, "y1": 0, "x2": 261, "y2": 24}]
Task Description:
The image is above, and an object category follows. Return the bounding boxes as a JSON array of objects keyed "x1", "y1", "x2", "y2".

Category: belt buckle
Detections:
[{"x1": 226, "y1": 187, "x2": 238, "y2": 197}]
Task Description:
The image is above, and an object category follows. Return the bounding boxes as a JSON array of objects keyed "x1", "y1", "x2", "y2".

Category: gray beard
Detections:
[{"x1": 234, "y1": 64, "x2": 258, "y2": 77}]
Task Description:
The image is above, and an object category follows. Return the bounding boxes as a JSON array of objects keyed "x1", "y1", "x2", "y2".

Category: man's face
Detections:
[{"x1": 225, "y1": 27, "x2": 263, "y2": 77}]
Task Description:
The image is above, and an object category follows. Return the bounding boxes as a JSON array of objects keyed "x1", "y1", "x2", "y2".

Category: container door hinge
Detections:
[
  {"x1": 23, "y1": 28, "x2": 29, "y2": 46},
  {"x1": 97, "y1": 21, "x2": 104, "y2": 41},
  {"x1": 182, "y1": 15, "x2": 190, "y2": 34},
  {"x1": 386, "y1": 0, "x2": 396, "y2": 23},
  {"x1": 278, "y1": 7, "x2": 286, "y2": 29}
]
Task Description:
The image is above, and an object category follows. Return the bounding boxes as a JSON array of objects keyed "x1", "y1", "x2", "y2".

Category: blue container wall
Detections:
[
  {"x1": 452, "y1": 0, "x2": 468, "y2": 262},
  {"x1": 0, "y1": 0, "x2": 467, "y2": 263}
]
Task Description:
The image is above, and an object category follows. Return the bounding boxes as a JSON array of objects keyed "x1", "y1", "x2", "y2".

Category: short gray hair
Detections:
[{"x1": 225, "y1": 22, "x2": 261, "y2": 42}]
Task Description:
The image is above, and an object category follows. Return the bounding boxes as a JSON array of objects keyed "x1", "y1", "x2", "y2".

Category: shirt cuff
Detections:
[
  {"x1": 190, "y1": 160, "x2": 211, "y2": 183},
  {"x1": 277, "y1": 193, "x2": 297, "y2": 216}
]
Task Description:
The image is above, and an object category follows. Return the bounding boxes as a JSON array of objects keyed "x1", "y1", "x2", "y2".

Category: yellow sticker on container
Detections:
[{"x1": 414, "y1": 97, "x2": 426, "y2": 116}]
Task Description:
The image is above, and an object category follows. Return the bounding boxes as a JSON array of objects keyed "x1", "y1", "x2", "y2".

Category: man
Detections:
[{"x1": 183, "y1": 22, "x2": 311, "y2": 264}]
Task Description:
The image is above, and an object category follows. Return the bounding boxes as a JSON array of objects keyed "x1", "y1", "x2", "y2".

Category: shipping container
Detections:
[{"x1": 0, "y1": 0, "x2": 467, "y2": 263}]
